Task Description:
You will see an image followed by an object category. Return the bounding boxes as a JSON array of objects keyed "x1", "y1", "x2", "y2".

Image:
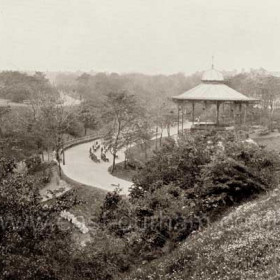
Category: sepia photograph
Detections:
[{"x1": 1, "y1": 0, "x2": 280, "y2": 279}]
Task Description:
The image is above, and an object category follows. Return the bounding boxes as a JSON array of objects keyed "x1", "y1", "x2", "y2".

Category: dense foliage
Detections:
[
  {"x1": 99, "y1": 131, "x2": 280, "y2": 264},
  {"x1": 55, "y1": 72, "x2": 202, "y2": 110},
  {"x1": 0, "y1": 71, "x2": 58, "y2": 103},
  {"x1": 78, "y1": 100, "x2": 99, "y2": 135},
  {"x1": 0, "y1": 156, "x2": 76, "y2": 279},
  {"x1": 102, "y1": 91, "x2": 150, "y2": 172}
]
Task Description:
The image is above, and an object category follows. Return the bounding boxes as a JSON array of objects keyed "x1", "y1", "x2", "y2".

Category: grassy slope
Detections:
[
  {"x1": 111, "y1": 137, "x2": 171, "y2": 181},
  {"x1": 45, "y1": 164, "x2": 107, "y2": 226},
  {"x1": 108, "y1": 161, "x2": 137, "y2": 181},
  {"x1": 125, "y1": 185, "x2": 280, "y2": 280},
  {"x1": 127, "y1": 137, "x2": 171, "y2": 164},
  {"x1": 63, "y1": 184, "x2": 107, "y2": 246},
  {"x1": 253, "y1": 134, "x2": 280, "y2": 152},
  {"x1": 70, "y1": 184, "x2": 107, "y2": 227}
]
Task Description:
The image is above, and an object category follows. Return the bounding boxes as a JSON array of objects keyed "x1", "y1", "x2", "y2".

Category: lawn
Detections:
[
  {"x1": 62, "y1": 183, "x2": 107, "y2": 246},
  {"x1": 110, "y1": 137, "x2": 173, "y2": 182},
  {"x1": 108, "y1": 161, "x2": 137, "y2": 181},
  {"x1": 126, "y1": 137, "x2": 171, "y2": 164},
  {"x1": 70, "y1": 184, "x2": 107, "y2": 227},
  {"x1": 253, "y1": 133, "x2": 280, "y2": 152}
]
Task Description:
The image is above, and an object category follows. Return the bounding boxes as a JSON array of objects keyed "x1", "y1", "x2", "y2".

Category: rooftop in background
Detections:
[{"x1": 172, "y1": 67, "x2": 259, "y2": 103}]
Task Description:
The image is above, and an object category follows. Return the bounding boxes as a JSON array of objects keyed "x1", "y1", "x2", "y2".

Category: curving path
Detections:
[
  {"x1": 62, "y1": 140, "x2": 132, "y2": 194},
  {"x1": 62, "y1": 122, "x2": 192, "y2": 195}
]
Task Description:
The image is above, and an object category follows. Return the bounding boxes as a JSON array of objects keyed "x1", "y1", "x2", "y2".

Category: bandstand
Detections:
[{"x1": 172, "y1": 66, "x2": 259, "y2": 133}]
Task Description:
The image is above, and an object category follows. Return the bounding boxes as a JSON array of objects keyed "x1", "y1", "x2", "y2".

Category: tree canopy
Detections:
[{"x1": 0, "y1": 71, "x2": 58, "y2": 103}]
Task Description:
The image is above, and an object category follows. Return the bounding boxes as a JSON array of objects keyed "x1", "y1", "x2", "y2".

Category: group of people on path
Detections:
[{"x1": 89, "y1": 141, "x2": 110, "y2": 163}]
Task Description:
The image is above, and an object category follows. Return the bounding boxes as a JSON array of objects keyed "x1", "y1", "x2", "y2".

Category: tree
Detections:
[
  {"x1": 152, "y1": 101, "x2": 177, "y2": 148},
  {"x1": 0, "y1": 106, "x2": 11, "y2": 137},
  {"x1": 0, "y1": 156, "x2": 78, "y2": 279},
  {"x1": 26, "y1": 93, "x2": 78, "y2": 174},
  {"x1": 258, "y1": 76, "x2": 280, "y2": 130},
  {"x1": 227, "y1": 70, "x2": 280, "y2": 128},
  {"x1": 0, "y1": 71, "x2": 58, "y2": 103},
  {"x1": 132, "y1": 119, "x2": 153, "y2": 162},
  {"x1": 41, "y1": 101, "x2": 76, "y2": 173},
  {"x1": 78, "y1": 101, "x2": 98, "y2": 135},
  {"x1": 102, "y1": 91, "x2": 142, "y2": 173}
]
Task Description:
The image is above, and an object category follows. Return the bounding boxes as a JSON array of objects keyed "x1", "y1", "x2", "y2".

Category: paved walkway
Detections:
[
  {"x1": 62, "y1": 140, "x2": 132, "y2": 194},
  {"x1": 61, "y1": 122, "x2": 192, "y2": 195}
]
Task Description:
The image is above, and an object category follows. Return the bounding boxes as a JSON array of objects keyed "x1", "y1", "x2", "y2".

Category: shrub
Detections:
[
  {"x1": 103, "y1": 131, "x2": 280, "y2": 262},
  {"x1": 71, "y1": 230, "x2": 130, "y2": 280},
  {"x1": 131, "y1": 134, "x2": 211, "y2": 199},
  {"x1": 0, "y1": 158, "x2": 78, "y2": 279},
  {"x1": 25, "y1": 155, "x2": 42, "y2": 172}
]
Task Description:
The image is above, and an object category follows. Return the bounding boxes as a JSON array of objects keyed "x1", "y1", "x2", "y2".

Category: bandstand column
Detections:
[
  {"x1": 233, "y1": 102, "x2": 237, "y2": 126},
  {"x1": 244, "y1": 103, "x2": 248, "y2": 124},
  {"x1": 239, "y1": 102, "x2": 242, "y2": 125},
  {"x1": 192, "y1": 102, "x2": 195, "y2": 124},
  {"x1": 216, "y1": 101, "x2": 221, "y2": 125}
]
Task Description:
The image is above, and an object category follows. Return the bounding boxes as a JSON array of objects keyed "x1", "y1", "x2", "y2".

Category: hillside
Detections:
[{"x1": 126, "y1": 184, "x2": 280, "y2": 280}]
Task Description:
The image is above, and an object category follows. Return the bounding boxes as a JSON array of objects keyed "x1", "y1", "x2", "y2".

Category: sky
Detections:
[{"x1": 1, "y1": 0, "x2": 280, "y2": 75}]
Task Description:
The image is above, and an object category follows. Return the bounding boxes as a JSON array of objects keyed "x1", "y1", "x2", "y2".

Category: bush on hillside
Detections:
[
  {"x1": 131, "y1": 134, "x2": 210, "y2": 198},
  {"x1": 25, "y1": 155, "x2": 42, "y2": 172},
  {"x1": 71, "y1": 230, "x2": 130, "y2": 280},
  {"x1": 99, "y1": 131, "x2": 280, "y2": 262}
]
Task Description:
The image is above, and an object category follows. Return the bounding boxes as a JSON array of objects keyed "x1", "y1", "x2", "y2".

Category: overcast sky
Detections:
[{"x1": 0, "y1": 0, "x2": 280, "y2": 74}]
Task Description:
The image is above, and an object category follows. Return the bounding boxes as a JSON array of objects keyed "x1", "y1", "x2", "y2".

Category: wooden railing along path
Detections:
[{"x1": 62, "y1": 133, "x2": 103, "y2": 152}]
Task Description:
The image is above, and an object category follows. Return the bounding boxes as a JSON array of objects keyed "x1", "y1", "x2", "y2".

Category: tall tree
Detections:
[
  {"x1": 258, "y1": 75, "x2": 280, "y2": 130},
  {"x1": 102, "y1": 91, "x2": 142, "y2": 173},
  {"x1": 78, "y1": 101, "x2": 98, "y2": 135},
  {"x1": 27, "y1": 93, "x2": 78, "y2": 173}
]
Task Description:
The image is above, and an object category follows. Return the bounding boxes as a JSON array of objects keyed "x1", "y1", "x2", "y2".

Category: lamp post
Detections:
[
  {"x1": 155, "y1": 126, "x2": 158, "y2": 150},
  {"x1": 177, "y1": 104, "x2": 180, "y2": 135}
]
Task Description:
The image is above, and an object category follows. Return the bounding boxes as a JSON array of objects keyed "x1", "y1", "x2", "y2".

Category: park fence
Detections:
[{"x1": 62, "y1": 133, "x2": 103, "y2": 152}]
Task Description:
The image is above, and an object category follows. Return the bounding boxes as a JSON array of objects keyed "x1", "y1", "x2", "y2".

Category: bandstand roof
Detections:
[{"x1": 172, "y1": 68, "x2": 259, "y2": 103}]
